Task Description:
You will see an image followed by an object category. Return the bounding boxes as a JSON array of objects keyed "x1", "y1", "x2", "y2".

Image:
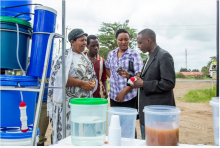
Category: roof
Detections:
[{"x1": 180, "y1": 72, "x2": 203, "y2": 76}]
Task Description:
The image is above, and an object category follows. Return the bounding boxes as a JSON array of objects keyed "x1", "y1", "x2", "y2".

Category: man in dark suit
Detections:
[{"x1": 131, "y1": 29, "x2": 176, "y2": 140}]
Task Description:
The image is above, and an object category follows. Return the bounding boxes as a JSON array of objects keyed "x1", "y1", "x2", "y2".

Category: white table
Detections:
[{"x1": 50, "y1": 136, "x2": 208, "y2": 146}]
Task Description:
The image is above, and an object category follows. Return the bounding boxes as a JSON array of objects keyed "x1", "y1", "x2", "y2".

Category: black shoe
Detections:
[{"x1": 37, "y1": 143, "x2": 44, "y2": 146}]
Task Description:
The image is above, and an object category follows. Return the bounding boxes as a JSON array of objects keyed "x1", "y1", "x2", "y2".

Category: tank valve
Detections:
[{"x1": 19, "y1": 101, "x2": 28, "y2": 132}]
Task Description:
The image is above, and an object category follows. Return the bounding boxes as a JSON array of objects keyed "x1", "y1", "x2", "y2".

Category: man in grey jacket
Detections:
[{"x1": 131, "y1": 29, "x2": 176, "y2": 140}]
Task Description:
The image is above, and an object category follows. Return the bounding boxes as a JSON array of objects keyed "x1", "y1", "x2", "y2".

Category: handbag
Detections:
[{"x1": 128, "y1": 61, "x2": 134, "y2": 72}]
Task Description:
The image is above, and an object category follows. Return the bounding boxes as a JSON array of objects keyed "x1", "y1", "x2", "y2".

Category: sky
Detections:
[{"x1": 31, "y1": 0, "x2": 217, "y2": 72}]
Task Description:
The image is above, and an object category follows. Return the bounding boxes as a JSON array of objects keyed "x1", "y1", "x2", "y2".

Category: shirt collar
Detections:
[{"x1": 113, "y1": 46, "x2": 132, "y2": 54}]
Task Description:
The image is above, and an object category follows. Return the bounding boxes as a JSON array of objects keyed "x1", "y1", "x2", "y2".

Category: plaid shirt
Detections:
[{"x1": 105, "y1": 47, "x2": 143, "y2": 102}]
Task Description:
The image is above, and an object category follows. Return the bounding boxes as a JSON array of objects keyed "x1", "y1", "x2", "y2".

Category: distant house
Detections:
[{"x1": 180, "y1": 72, "x2": 203, "y2": 76}]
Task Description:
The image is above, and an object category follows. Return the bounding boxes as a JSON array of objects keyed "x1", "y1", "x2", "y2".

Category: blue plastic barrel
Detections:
[
  {"x1": 0, "y1": 126, "x2": 39, "y2": 146},
  {"x1": 0, "y1": 75, "x2": 39, "y2": 127},
  {"x1": 0, "y1": 16, "x2": 32, "y2": 70},
  {"x1": 0, "y1": 0, "x2": 32, "y2": 21},
  {"x1": 28, "y1": 6, "x2": 57, "y2": 78}
]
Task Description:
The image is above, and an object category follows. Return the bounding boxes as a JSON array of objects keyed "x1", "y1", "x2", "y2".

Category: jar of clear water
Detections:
[{"x1": 70, "y1": 98, "x2": 108, "y2": 146}]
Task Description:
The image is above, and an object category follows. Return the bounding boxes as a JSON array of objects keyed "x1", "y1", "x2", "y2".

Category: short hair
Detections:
[
  {"x1": 87, "y1": 35, "x2": 99, "y2": 45},
  {"x1": 138, "y1": 29, "x2": 156, "y2": 42},
  {"x1": 115, "y1": 29, "x2": 131, "y2": 39}
]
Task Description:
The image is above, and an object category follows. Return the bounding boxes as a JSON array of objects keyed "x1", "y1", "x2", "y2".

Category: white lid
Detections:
[
  {"x1": 35, "y1": 6, "x2": 57, "y2": 15},
  {"x1": 108, "y1": 107, "x2": 138, "y2": 115},
  {"x1": 143, "y1": 105, "x2": 181, "y2": 115},
  {"x1": 209, "y1": 97, "x2": 219, "y2": 107}
]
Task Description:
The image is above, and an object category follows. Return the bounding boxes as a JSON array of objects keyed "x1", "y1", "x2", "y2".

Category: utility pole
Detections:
[
  {"x1": 65, "y1": 26, "x2": 71, "y2": 43},
  {"x1": 216, "y1": 0, "x2": 219, "y2": 96},
  {"x1": 185, "y1": 49, "x2": 187, "y2": 70}
]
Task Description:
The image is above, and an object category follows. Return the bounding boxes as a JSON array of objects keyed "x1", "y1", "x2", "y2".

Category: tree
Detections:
[
  {"x1": 140, "y1": 53, "x2": 148, "y2": 63},
  {"x1": 97, "y1": 20, "x2": 138, "y2": 60},
  {"x1": 206, "y1": 56, "x2": 217, "y2": 69},
  {"x1": 192, "y1": 69, "x2": 200, "y2": 72},
  {"x1": 179, "y1": 67, "x2": 187, "y2": 72},
  {"x1": 201, "y1": 66, "x2": 209, "y2": 76}
]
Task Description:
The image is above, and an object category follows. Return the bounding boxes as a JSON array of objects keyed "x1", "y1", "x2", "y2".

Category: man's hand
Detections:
[
  {"x1": 130, "y1": 76, "x2": 143, "y2": 88},
  {"x1": 118, "y1": 69, "x2": 130, "y2": 78},
  {"x1": 115, "y1": 90, "x2": 126, "y2": 103}
]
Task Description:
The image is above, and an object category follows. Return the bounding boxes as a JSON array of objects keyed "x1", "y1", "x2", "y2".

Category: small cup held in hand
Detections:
[{"x1": 127, "y1": 77, "x2": 137, "y2": 85}]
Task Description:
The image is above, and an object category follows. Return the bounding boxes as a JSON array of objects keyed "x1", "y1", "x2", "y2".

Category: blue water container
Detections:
[
  {"x1": 0, "y1": 16, "x2": 32, "y2": 70},
  {"x1": 28, "y1": 6, "x2": 57, "y2": 78},
  {"x1": 0, "y1": 126, "x2": 39, "y2": 146},
  {"x1": 0, "y1": 0, "x2": 32, "y2": 21},
  {"x1": 0, "y1": 75, "x2": 39, "y2": 127}
]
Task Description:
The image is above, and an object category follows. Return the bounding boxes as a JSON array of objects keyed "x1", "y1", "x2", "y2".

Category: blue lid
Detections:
[
  {"x1": 0, "y1": 75, "x2": 38, "y2": 82},
  {"x1": 0, "y1": 126, "x2": 39, "y2": 139},
  {"x1": 0, "y1": 75, "x2": 39, "y2": 87}
]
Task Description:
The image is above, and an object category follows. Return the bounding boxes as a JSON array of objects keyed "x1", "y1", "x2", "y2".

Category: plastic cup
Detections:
[
  {"x1": 143, "y1": 105, "x2": 181, "y2": 146},
  {"x1": 209, "y1": 97, "x2": 219, "y2": 146},
  {"x1": 108, "y1": 115, "x2": 121, "y2": 146},
  {"x1": 110, "y1": 115, "x2": 120, "y2": 128}
]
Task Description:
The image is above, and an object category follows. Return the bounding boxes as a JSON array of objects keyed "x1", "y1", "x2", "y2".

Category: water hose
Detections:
[
  {"x1": 15, "y1": 23, "x2": 26, "y2": 76},
  {"x1": 17, "y1": 83, "x2": 23, "y2": 102}
]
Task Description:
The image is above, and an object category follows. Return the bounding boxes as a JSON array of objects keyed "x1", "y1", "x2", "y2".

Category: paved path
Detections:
[{"x1": 176, "y1": 79, "x2": 216, "y2": 82}]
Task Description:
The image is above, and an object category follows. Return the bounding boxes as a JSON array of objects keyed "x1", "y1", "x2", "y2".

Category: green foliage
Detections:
[
  {"x1": 180, "y1": 86, "x2": 216, "y2": 103},
  {"x1": 179, "y1": 67, "x2": 187, "y2": 72},
  {"x1": 206, "y1": 56, "x2": 217, "y2": 68},
  {"x1": 176, "y1": 72, "x2": 186, "y2": 78},
  {"x1": 107, "y1": 79, "x2": 110, "y2": 91},
  {"x1": 194, "y1": 75, "x2": 204, "y2": 79},
  {"x1": 28, "y1": 57, "x2": 30, "y2": 64},
  {"x1": 140, "y1": 53, "x2": 148, "y2": 63},
  {"x1": 97, "y1": 20, "x2": 137, "y2": 60},
  {"x1": 201, "y1": 66, "x2": 209, "y2": 76},
  {"x1": 192, "y1": 69, "x2": 200, "y2": 72}
]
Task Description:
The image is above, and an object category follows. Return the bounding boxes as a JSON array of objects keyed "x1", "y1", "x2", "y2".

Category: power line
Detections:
[{"x1": 67, "y1": 24, "x2": 216, "y2": 28}]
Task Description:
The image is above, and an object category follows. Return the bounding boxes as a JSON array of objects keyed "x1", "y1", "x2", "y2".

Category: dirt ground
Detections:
[{"x1": 45, "y1": 81, "x2": 216, "y2": 146}]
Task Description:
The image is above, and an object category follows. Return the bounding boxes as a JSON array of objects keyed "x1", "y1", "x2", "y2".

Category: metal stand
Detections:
[
  {"x1": 0, "y1": 1, "x2": 66, "y2": 146},
  {"x1": 0, "y1": 33, "x2": 65, "y2": 146}
]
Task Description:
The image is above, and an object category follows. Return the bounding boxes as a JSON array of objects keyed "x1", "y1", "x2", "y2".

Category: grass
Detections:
[
  {"x1": 180, "y1": 86, "x2": 217, "y2": 103},
  {"x1": 107, "y1": 79, "x2": 110, "y2": 91}
]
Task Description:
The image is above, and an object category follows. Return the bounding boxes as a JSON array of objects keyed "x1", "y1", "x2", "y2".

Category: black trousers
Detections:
[
  {"x1": 110, "y1": 97, "x2": 138, "y2": 139},
  {"x1": 110, "y1": 96, "x2": 137, "y2": 108}
]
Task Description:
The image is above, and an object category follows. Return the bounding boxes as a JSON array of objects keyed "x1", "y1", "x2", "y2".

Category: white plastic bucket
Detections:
[
  {"x1": 108, "y1": 107, "x2": 138, "y2": 146},
  {"x1": 209, "y1": 97, "x2": 219, "y2": 146},
  {"x1": 70, "y1": 98, "x2": 108, "y2": 146},
  {"x1": 143, "y1": 105, "x2": 181, "y2": 146},
  {"x1": 0, "y1": 137, "x2": 39, "y2": 146},
  {"x1": 0, "y1": 126, "x2": 39, "y2": 146}
]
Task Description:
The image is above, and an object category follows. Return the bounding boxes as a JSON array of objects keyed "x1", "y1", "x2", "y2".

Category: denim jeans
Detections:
[{"x1": 140, "y1": 122, "x2": 145, "y2": 140}]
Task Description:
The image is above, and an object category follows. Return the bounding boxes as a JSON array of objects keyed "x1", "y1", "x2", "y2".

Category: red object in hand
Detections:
[
  {"x1": 127, "y1": 77, "x2": 137, "y2": 85},
  {"x1": 130, "y1": 77, "x2": 136, "y2": 82}
]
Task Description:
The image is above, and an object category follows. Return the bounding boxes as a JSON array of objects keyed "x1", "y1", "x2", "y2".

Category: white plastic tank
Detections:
[{"x1": 70, "y1": 98, "x2": 108, "y2": 146}]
